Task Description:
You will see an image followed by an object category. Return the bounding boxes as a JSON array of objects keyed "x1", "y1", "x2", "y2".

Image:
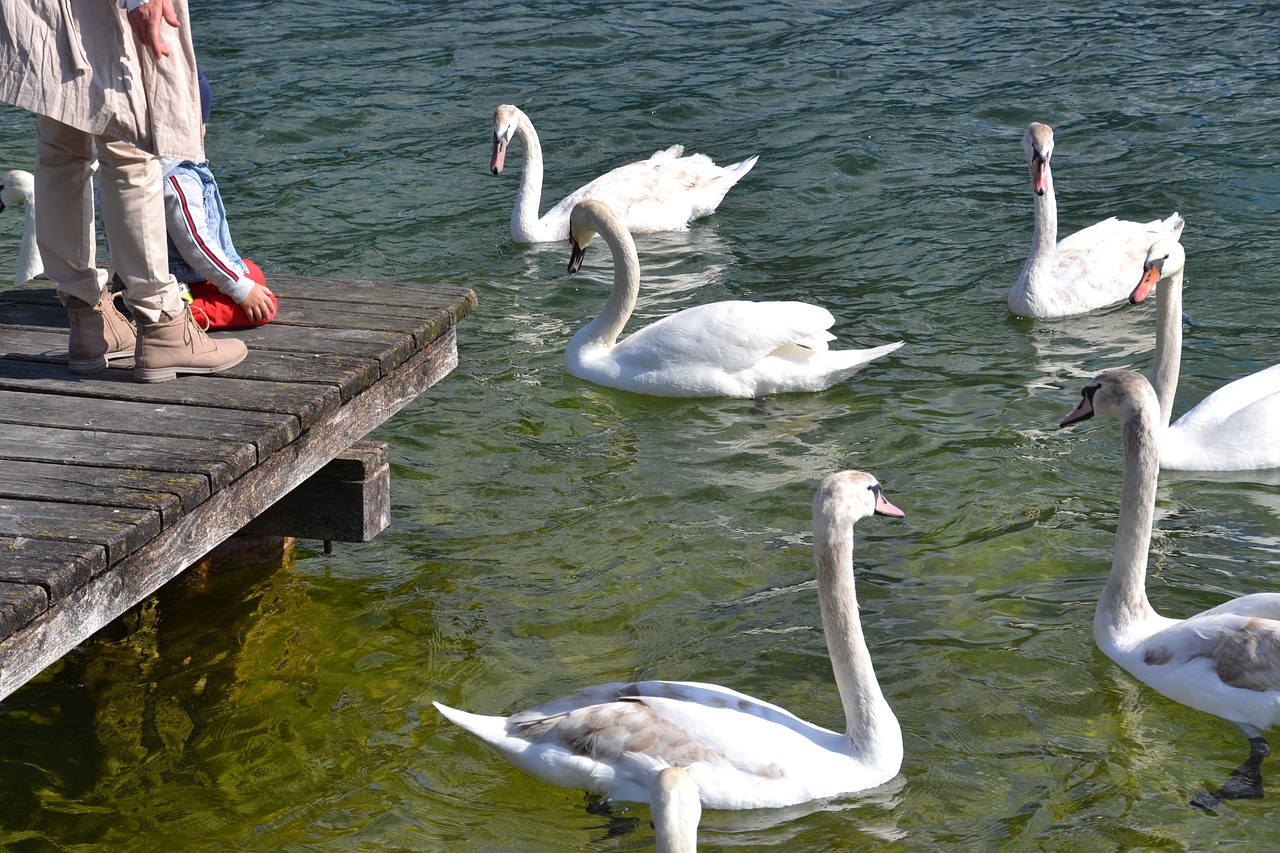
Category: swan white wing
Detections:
[
  {"x1": 1139, "y1": 609, "x2": 1280, "y2": 701},
  {"x1": 1164, "y1": 364, "x2": 1280, "y2": 470},
  {"x1": 545, "y1": 151, "x2": 757, "y2": 235},
  {"x1": 615, "y1": 301, "x2": 837, "y2": 376}
]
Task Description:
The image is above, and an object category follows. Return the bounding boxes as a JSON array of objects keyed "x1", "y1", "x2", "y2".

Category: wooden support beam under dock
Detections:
[{"x1": 0, "y1": 275, "x2": 476, "y2": 701}]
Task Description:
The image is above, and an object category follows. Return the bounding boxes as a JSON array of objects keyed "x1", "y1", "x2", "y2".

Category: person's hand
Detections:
[
  {"x1": 239, "y1": 283, "x2": 277, "y2": 323},
  {"x1": 127, "y1": 0, "x2": 180, "y2": 60}
]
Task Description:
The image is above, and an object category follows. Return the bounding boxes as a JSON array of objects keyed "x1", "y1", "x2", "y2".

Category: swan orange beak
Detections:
[
  {"x1": 490, "y1": 135, "x2": 508, "y2": 175},
  {"x1": 873, "y1": 487, "x2": 905, "y2": 518},
  {"x1": 1029, "y1": 154, "x2": 1049, "y2": 196},
  {"x1": 1129, "y1": 264, "x2": 1160, "y2": 304},
  {"x1": 568, "y1": 241, "x2": 587, "y2": 274}
]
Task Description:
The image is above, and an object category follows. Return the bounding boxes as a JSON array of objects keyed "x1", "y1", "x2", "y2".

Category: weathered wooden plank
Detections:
[
  {"x1": 0, "y1": 358, "x2": 337, "y2": 430},
  {"x1": 0, "y1": 498, "x2": 159, "y2": 565},
  {"x1": 0, "y1": 460, "x2": 206, "y2": 521},
  {"x1": 0, "y1": 327, "x2": 459, "y2": 700},
  {"x1": 242, "y1": 441, "x2": 390, "y2": 543},
  {"x1": 0, "y1": 389, "x2": 298, "y2": 457},
  {"x1": 0, "y1": 582, "x2": 46, "y2": 639},
  {"x1": 0, "y1": 425, "x2": 256, "y2": 491},
  {"x1": 0, "y1": 536, "x2": 103, "y2": 599}
]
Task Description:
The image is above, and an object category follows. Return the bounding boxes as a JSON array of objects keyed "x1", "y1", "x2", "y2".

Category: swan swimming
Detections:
[
  {"x1": 491, "y1": 104, "x2": 758, "y2": 243},
  {"x1": 1008, "y1": 122, "x2": 1183, "y2": 318},
  {"x1": 1061, "y1": 370, "x2": 1280, "y2": 808},
  {"x1": 434, "y1": 470, "x2": 906, "y2": 810},
  {"x1": 0, "y1": 169, "x2": 43, "y2": 285},
  {"x1": 562, "y1": 199, "x2": 903, "y2": 397},
  {"x1": 1128, "y1": 239, "x2": 1280, "y2": 471}
]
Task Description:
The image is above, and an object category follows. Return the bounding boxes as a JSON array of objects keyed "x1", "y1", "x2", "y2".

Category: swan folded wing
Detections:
[
  {"x1": 1174, "y1": 365, "x2": 1280, "y2": 432},
  {"x1": 505, "y1": 680, "x2": 842, "y2": 775},
  {"x1": 620, "y1": 301, "x2": 837, "y2": 375},
  {"x1": 1154, "y1": 611, "x2": 1280, "y2": 692}
]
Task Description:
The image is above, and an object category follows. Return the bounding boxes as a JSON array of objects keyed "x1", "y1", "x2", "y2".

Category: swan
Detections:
[
  {"x1": 490, "y1": 104, "x2": 759, "y2": 243},
  {"x1": 0, "y1": 169, "x2": 43, "y2": 285},
  {"x1": 434, "y1": 470, "x2": 906, "y2": 810},
  {"x1": 1060, "y1": 370, "x2": 1280, "y2": 807},
  {"x1": 1128, "y1": 239, "x2": 1280, "y2": 471},
  {"x1": 1008, "y1": 122, "x2": 1184, "y2": 318},
  {"x1": 562, "y1": 199, "x2": 903, "y2": 397},
  {"x1": 652, "y1": 766, "x2": 700, "y2": 853}
]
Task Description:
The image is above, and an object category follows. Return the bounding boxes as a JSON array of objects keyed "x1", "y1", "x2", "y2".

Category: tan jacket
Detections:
[{"x1": 0, "y1": 0, "x2": 204, "y2": 161}]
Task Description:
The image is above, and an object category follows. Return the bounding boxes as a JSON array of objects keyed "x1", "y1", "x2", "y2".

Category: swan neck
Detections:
[
  {"x1": 813, "y1": 513, "x2": 892, "y2": 756},
  {"x1": 511, "y1": 112, "x2": 545, "y2": 236},
  {"x1": 572, "y1": 210, "x2": 640, "y2": 349},
  {"x1": 1013, "y1": 177, "x2": 1058, "y2": 307},
  {"x1": 1096, "y1": 407, "x2": 1160, "y2": 639},
  {"x1": 1148, "y1": 268, "x2": 1182, "y2": 428},
  {"x1": 17, "y1": 200, "x2": 41, "y2": 284}
]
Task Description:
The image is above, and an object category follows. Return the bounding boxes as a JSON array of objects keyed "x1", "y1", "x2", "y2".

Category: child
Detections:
[{"x1": 162, "y1": 69, "x2": 277, "y2": 329}]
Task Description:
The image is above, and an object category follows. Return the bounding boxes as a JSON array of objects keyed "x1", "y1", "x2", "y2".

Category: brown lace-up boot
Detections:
[
  {"x1": 63, "y1": 287, "x2": 137, "y2": 374},
  {"x1": 134, "y1": 305, "x2": 248, "y2": 383}
]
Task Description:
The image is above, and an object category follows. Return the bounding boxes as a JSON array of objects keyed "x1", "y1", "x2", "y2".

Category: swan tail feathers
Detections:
[
  {"x1": 434, "y1": 701, "x2": 512, "y2": 746},
  {"x1": 1164, "y1": 212, "x2": 1185, "y2": 240}
]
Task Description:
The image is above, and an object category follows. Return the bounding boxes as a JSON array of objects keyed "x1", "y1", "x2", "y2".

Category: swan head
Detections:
[
  {"x1": 491, "y1": 104, "x2": 521, "y2": 175},
  {"x1": 1022, "y1": 123, "x2": 1054, "y2": 197},
  {"x1": 815, "y1": 470, "x2": 905, "y2": 525},
  {"x1": 0, "y1": 169, "x2": 35, "y2": 214},
  {"x1": 1060, "y1": 370, "x2": 1158, "y2": 428},
  {"x1": 567, "y1": 199, "x2": 610, "y2": 274},
  {"x1": 1129, "y1": 239, "x2": 1185, "y2": 304}
]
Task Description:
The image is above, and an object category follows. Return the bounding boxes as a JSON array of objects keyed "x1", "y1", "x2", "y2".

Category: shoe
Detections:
[
  {"x1": 64, "y1": 287, "x2": 137, "y2": 374},
  {"x1": 134, "y1": 305, "x2": 248, "y2": 383}
]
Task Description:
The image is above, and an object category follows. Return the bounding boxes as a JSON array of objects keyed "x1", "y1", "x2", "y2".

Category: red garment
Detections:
[{"x1": 188, "y1": 259, "x2": 277, "y2": 330}]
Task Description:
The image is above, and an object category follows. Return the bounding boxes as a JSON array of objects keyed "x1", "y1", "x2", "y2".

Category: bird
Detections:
[
  {"x1": 652, "y1": 766, "x2": 700, "y2": 853},
  {"x1": 1060, "y1": 369, "x2": 1280, "y2": 808},
  {"x1": 0, "y1": 169, "x2": 44, "y2": 285},
  {"x1": 561, "y1": 199, "x2": 903, "y2": 397},
  {"x1": 1128, "y1": 239, "x2": 1280, "y2": 471},
  {"x1": 490, "y1": 104, "x2": 758, "y2": 243},
  {"x1": 1008, "y1": 122, "x2": 1184, "y2": 318},
  {"x1": 433, "y1": 470, "x2": 906, "y2": 810}
]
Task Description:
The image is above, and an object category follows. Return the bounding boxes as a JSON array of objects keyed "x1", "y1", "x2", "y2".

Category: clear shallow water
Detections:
[{"x1": 2, "y1": 1, "x2": 1279, "y2": 849}]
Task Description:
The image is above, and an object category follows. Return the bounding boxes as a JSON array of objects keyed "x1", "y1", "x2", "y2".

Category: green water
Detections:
[{"x1": 2, "y1": 1, "x2": 1279, "y2": 849}]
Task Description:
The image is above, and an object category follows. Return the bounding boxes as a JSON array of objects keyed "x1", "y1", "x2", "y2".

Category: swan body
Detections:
[
  {"x1": 1008, "y1": 123, "x2": 1184, "y2": 318},
  {"x1": 0, "y1": 169, "x2": 43, "y2": 285},
  {"x1": 563, "y1": 199, "x2": 903, "y2": 397},
  {"x1": 652, "y1": 766, "x2": 700, "y2": 853},
  {"x1": 1129, "y1": 240, "x2": 1280, "y2": 471},
  {"x1": 1061, "y1": 371, "x2": 1280, "y2": 775},
  {"x1": 491, "y1": 104, "x2": 758, "y2": 243},
  {"x1": 434, "y1": 470, "x2": 906, "y2": 810}
]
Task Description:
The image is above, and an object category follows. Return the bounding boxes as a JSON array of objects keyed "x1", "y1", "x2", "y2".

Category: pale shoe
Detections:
[
  {"x1": 134, "y1": 305, "x2": 248, "y2": 383},
  {"x1": 63, "y1": 287, "x2": 137, "y2": 374}
]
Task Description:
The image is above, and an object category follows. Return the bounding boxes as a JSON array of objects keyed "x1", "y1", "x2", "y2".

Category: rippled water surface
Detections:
[{"x1": 2, "y1": 1, "x2": 1279, "y2": 849}]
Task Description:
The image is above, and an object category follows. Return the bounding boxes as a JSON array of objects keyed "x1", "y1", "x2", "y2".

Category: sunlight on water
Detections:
[{"x1": 1, "y1": 0, "x2": 1279, "y2": 849}]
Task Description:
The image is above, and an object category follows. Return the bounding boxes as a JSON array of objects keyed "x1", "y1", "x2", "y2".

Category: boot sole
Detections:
[
  {"x1": 68, "y1": 349, "x2": 134, "y2": 374},
  {"x1": 133, "y1": 349, "x2": 248, "y2": 383}
]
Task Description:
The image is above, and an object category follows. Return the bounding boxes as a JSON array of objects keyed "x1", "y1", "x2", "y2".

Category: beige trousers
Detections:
[{"x1": 35, "y1": 115, "x2": 185, "y2": 323}]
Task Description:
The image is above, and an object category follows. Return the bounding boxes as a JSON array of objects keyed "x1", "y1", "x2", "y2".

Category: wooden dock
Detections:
[{"x1": 0, "y1": 276, "x2": 476, "y2": 701}]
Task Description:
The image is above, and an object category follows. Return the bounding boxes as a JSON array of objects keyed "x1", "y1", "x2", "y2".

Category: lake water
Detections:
[{"x1": 2, "y1": 1, "x2": 1279, "y2": 849}]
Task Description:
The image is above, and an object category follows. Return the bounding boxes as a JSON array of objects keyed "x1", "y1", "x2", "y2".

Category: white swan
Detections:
[
  {"x1": 652, "y1": 766, "x2": 700, "y2": 853},
  {"x1": 1008, "y1": 122, "x2": 1184, "y2": 318},
  {"x1": 490, "y1": 104, "x2": 758, "y2": 243},
  {"x1": 1061, "y1": 370, "x2": 1280, "y2": 805},
  {"x1": 1129, "y1": 239, "x2": 1280, "y2": 471},
  {"x1": 0, "y1": 169, "x2": 43, "y2": 285},
  {"x1": 434, "y1": 470, "x2": 906, "y2": 810},
  {"x1": 562, "y1": 199, "x2": 903, "y2": 397}
]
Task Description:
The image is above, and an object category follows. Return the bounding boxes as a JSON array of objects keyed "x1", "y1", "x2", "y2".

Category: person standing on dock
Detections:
[{"x1": 0, "y1": 0, "x2": 247, "y2": 382}]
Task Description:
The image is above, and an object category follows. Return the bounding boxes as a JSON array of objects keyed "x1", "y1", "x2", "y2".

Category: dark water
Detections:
[{"x1": 1, "y1": 1, "x2": 1279, "y2": 849}]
